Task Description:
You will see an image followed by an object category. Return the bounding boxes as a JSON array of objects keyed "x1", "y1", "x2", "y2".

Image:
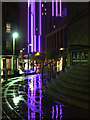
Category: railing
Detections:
[
  {"x1": 41, "y1": 50, "x2": 68, "y2": 81},
  {"x1": 41, "y1": 45, "x2": 89, "y2": 81}
]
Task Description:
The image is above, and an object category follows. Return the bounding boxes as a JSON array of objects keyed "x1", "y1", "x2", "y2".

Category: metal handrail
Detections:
[{"x1": 41, "y1": 45, "x2": 88, "y2": 81}]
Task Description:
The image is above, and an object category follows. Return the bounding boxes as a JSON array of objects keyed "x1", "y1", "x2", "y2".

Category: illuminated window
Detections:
[
  {"x1": 42, "y1": 13, "x2": 44, "y2": 15},
  {"x1": 53, "y1": 25, "x2": 56, "y2": 28},
  {"x1": 6, "y1": 23, "x2": 11, "y2": 33},
  {"x1": 45, "y1": 8, "x2": 46, "y2": 11},
  {"x1": 45, "y1": 0, "x2": 46, "y2": 3},
  {"x1": 6, "y1": 41, "x2": 10, "y2": 49},
  {"x1": 42, "y1": 4, "x2": 44, "y2": 7},
  {"x1": 36, "y1": 28, "x2": 38, "y2": 31},
  {"x1": 45, "y1": 13, "x2": 47, "y2": 15}
]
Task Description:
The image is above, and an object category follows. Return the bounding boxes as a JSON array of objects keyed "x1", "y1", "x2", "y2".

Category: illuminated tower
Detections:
[
  {"x1": 28, "y1": 0, "x2": 41, "y2": 53},
  {"x1": 27, "y1": 0, "x2": 62, "y2": 53}
]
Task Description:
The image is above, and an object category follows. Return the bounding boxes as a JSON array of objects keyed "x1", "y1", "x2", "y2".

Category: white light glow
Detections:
[
  {"x1": 13, "y1": 32, "x2": 18, "y2": 38},
  {"x1": 13, "y1": 96, "x2": 22, "y2": 105}
]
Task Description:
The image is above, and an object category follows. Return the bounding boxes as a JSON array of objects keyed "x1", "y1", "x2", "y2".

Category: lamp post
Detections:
[
  {"x1": 12, "y1": 32, "x2": 18, "y2": 72},
  {"x1": 12, "y1": 32, "x2": 18, "y2": 55}
]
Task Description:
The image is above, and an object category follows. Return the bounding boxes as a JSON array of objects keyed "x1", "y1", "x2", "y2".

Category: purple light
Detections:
[
  {"x1": 56, "y1": 0, "x2": 58, "y2": 16},
  {"x1": 39, "y1": 0, "x2": 41, "y2": 35},
  {"x1": 38, "y1": 0, "x2": 41, "y2": 52},
  {"x1": 60, "y1": 0, "x2": 62, "y2": 17},
  {"x1": 28, "y1": 0, "x2": 30, "y2": 53},
  {"x1": 34, "y1": 2, "x2": 36, "y2": 52},
  {"x1": 56, "y1": 105, "x2": 58, "y2": 118},
  {"x1": 52, "y1": 0, "x2": 54, "y2": 16},
  {"x1": 34, "y1": 36, "x2": 36, "y2": 52},
  {"x1": 38, "y1": 35, "x2": 40, "y2": 52},
  {"x1": 28, "y1": 79, "x2": 30, "y2": 120},
  {"x1": 60, "y1": 105, "x2": 62, "y2": 120},
  {"x1": 39, "y1": 76, "x2": 42, "y2": 120},
  {"x1": 52, "y1": 106, "x2": 54, "y2": 119},
  {"x1": 31, "y1": 14, "x2": 33, "y2": 52}
]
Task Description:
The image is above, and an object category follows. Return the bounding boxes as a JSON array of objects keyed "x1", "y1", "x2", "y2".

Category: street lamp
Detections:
[
  {"x1": 12, "y1": 32, "x2": 18, "y2": 55},
  {"x1": 12, "y1": 32, "x2": 18, "y2": 72}
]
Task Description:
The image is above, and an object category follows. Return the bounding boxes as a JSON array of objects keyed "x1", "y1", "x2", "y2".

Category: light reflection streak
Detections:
[
  {"x1": 28, "y1": 74, "x2": 42, "y2": 119},
  {"x1": 52, "y1": 104, "x2": 63, "y2": 119},
  {"x1": 56, "y1": 105, "x2": 58, "y2": 118},
  {"x1": 27, "y1": 74, "x2": 63, "y2": 119},
  {"x1": 52, "y1": 106, "x2": 54, "y2": 119}
]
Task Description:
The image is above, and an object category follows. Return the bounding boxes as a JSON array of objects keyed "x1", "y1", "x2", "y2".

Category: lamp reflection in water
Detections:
[
  {"x1": 52, "y1": 104, "x2": 63, "y2": 119},
  {"x1": 13, "y1": 95, "x2": 22, "y2": 106},
  {"x1": 28, "y1": 74, "x2": 42, "y2": 119},
  {"x1": 28, "y1": 74, "x2": 63, "y2": 119}
]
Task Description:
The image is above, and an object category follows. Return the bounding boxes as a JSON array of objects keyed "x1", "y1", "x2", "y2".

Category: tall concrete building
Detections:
[
  {"x1": 0, "y1": 2, "x2": 20, "y2": 75},
  {"x1": 67, "y1": 2, "x2": 89, "y2": 66},
  {"x1": 27, "y1": 1, "x2": 67, "y2": 53},
  {"x1": 45, "y1": 2, "x2": 67, "y2": 52}
]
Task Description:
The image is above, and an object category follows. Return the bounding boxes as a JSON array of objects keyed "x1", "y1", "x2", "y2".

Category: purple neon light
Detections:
[
  {"x1": 56, "y1": 105, "x2": 58, "y2": 118},
  {"x1": 52, "y1": 106, "x2": 54, "y2": 118},
  {"x1": 28, "y1": 0, "x2": 30, "y2": 53},
  {"x1": 52, "y1": 0, "x2": 54, "y2": 16},
  {"x1": 28, "y1": 78, "x2": 30, "y2": 120},
  {"x1": 60, "y1": 105, "x2": 62, "y2": 120},
  {"x1": 38, "y1": 35, "x2": 40, "y2": 52},
  {"x1": 60, "y1": 0, "x2": 62, "y2": 17},
  {"x1": 38, "y1": 0, "x2": 41, "y2": 52},
  {"x1": 39, "y1": 0, "x2": 41, "y2": 35},
  {"x1": 34, "y1": 2, "x2": 36, "y2": 52},
  {"x1": 39, "y1": 76, "x2": 42, "y2": 120},
  {"x1": 56, "y1": 0, "x2": 58, "y2": 16},
  {"x1": 31, "y1": 14, "x2": 33, "y2": 52}
]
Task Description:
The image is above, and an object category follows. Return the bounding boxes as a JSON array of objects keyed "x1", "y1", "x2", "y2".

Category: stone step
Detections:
[
  {"x1": 57, "y1": 75, "x2": 88, "y2": 86},
  {"x1": 65, "y1": 68, "x2": 89, "y2": 76},
  {"x1": 52, "y1": 77, "x2": 88, "y2": 93},
  {"x1": 60, "y1": 72, "x2": 88, "y2": 81},
  {"x1": 46, "y1": 81, "x2": 89, "y2": 101},
  {"x1": 42, "y1": 84, "x2": 88, "y2": 110}
]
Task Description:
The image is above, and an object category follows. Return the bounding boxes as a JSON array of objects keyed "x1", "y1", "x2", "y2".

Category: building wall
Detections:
[
  {"x1": 45, "y1": 2, "x2": 67, "y2": 52},
  {"x1": 45, "y1": 24, "x2": 67, "y2": 52},
  {"x1": 67, "y1": 2, "x2": 88, "y2": 46},
  {"x1": 2, "y1": 2, "x2": 20, "y2": 55},
  {"x1": 67, "y1": 2, "x2": 89, "y2": 66}
]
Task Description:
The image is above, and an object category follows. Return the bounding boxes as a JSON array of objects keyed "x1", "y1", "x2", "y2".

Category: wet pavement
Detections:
[
  {"x1": 2, "y1": 74, "x2": 64, "y2": 120},
  {"x1": 1, "y1": 71, "x2": 89, "y2": 120}
]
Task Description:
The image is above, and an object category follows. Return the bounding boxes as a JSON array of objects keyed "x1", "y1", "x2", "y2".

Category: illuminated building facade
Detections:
[
  {"x1": 28, "y1": 0, "x2": 42, "y2": 53},
  {"x1": 45, "y1": 2, "x2": 67, "y2": 52},
  {"x1": 0, "y1": 3, "x2": 20, "y2": 75},
  {"x1": 27, "y1": 0, "x2": 64, "y2": 53}
]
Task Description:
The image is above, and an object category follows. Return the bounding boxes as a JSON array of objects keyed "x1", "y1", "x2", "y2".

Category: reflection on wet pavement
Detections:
[{"x1": 2, "y1": 74, "x2": 63, "y2": 119}]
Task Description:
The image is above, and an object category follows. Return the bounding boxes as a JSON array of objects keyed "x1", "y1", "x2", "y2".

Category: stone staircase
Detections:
[{"x1": 42, "y1": 64, "x2": 89, "y2": 110}]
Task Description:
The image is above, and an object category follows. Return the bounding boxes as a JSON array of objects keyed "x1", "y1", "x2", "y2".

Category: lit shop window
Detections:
[
  {"x1": 36, "y1": 28, "x2": 38, "y2": 31},
  {"x1": 42, "y1": 13, "x2": 44, "y2": 15},
  {"x1": 45, "y1": 13, "x2": 47, "y2": 15},
  {"x1": 45, "y1": 8, "x2": 46, "y2": 11},
  {"x1": 45, "y1": 0, "x2": 46, "y2": 3},
  {"x1": 42, "y1": 4, "x2": 44, "y2": 7},
  {"x1": 53, "y1": 25, "x2": 56, "y2": 28},
  {"x1": 6, "y1": 41, "x2": 10, "y2": 49},
  {"x1": 6, "y1": 23, "x2": 11, "y2": 33}
]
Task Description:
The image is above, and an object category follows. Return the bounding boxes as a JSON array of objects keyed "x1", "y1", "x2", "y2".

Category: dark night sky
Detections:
[{"x1": 19, "y1": 2, "x2": 28, "y2": 50}]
